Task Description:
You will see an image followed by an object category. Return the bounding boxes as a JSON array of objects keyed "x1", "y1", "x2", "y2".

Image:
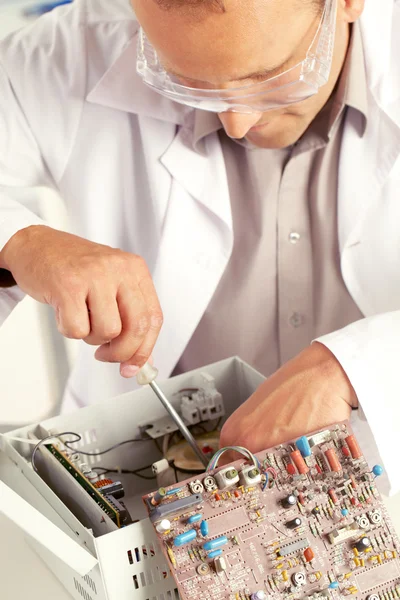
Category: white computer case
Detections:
[{"x1": 0, "y1": 357, "x2": 265, "y2": 600}]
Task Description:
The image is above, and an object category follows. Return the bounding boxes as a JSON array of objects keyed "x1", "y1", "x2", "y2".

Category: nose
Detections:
[{"x1": 218, "y1": 111, "x2": 263, "y2": 139}]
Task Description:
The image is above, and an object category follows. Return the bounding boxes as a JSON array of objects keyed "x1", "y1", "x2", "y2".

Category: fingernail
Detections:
[{"x1": 121, "y1": 365, "x2": 140, "y2": 378}]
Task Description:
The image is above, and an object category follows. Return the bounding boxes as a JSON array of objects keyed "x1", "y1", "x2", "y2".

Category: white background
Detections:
[{"x1": 0, "y1": 3, "x2": 399, "y2": 599}]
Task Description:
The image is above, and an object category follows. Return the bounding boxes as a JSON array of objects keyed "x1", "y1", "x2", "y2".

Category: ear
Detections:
[{"x1": 339, "y1": 0, "x2": 365, "y2": 23}]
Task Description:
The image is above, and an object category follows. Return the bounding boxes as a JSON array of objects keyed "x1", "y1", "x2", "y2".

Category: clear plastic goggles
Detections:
[{"x1": 136, "y1": 0, "x2": 337, "y2": 114}]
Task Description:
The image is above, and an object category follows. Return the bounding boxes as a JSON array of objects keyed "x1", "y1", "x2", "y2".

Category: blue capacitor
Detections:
[
  {"x1": 200, "y1": 520, "x2": 209, "y2": 537},
  {"x1": 296, "y1": 435, "x2": 312, "y2": 458},
  {"x1": 372, "y1": 465, "x2": 384, "y2": 477},
  {"x1": 166, "y1": 487, "x2": 184, "y2": 496},
  {"x1": 341, "y1": 508, "x2": 349, "y2": 516},
  {"x1": 203, "y1": 536, "x2": 228, "y2": 551},
  {"x1": 207, "y1": 549, "x2": 222, "y2": 559},
  {"x1": 173, "y1": 529, "x2": 197, "y2": 547},
  {"x1": 187, "y1": 514, "x2": 203, "y2": 524},
  {"x1": 329, "y1": 582, "x2": 339, "y2": 589}
]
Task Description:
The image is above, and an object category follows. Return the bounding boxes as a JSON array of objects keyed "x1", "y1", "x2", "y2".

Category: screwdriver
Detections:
[{"x1": 136, "y1": 363, "x2": 208, "y2": 468}]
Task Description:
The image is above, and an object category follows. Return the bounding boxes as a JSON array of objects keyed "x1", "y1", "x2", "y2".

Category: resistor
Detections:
[
  {"x1": 344, "y1": 435, "x2": 362, "y2": 459},
  {"x1": 328, "y1": 488, "x2": 339, "y2": 504},
  {"x1": 290, "y1": 450, "x2": 309, "y2": 475},
  {"x1": 325, "y1": 448, "x2": 342, "y2": 472},
  {"x1": 167, "y1": 546, "x2": 176, "y2": 567}
]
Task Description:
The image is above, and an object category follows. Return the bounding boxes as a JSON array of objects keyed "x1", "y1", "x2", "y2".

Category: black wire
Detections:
[
  {"x1": 93, "y1": 464, "x2": 157, "y2": 480},
  {"x1": 31, "y1": 431, "x2": 152, "y2": 472},
  {"x1": 63, "y1": 432, "x2": 152, "y2": 457}
]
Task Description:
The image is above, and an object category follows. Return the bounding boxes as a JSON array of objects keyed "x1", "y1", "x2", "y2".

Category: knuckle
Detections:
[
  {"x1": 132, "y1": 314, "x2": 150, "y2": 337},
  {"x1": 150, "y1": 311, "x2": 164, "y2": 330},
  {"x1": 59, "y1": 322, "x2": 90, "y2": 340},
  {"x1": 102, "y1": 323, "x2": 122, "y2": 340}
]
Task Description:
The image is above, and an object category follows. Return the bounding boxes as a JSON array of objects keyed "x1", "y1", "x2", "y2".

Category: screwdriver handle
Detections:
[{"x1": 136, "y1": 362, "x2": 158, "y2": 385}]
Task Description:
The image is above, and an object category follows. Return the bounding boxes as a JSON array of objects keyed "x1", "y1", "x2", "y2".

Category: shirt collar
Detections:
[{"x1": 192, "y1": 20, "x2": 368, "y2": 153}]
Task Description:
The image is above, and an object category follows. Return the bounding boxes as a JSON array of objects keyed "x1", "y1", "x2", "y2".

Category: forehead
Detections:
[{"x1": 132, "y1": 0, "x2": 318, "y2": 83}]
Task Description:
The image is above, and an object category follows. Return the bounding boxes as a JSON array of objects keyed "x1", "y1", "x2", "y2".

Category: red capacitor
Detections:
[
  {"x1": 298, "y1": 492, "x2": 306, "y2": 505},
  {"x1": 215, "y1": 493, "x2": 221, "y2": 502},
  {"x1": 315, "y1": 464, "x2": 322, "y2": 475},
  {"x1": 350, "y1": 497, "x2": 357, "y2": 506},
  {"x1": 234, "y1": 490, "x2": 241, "y2": 498},
  {"x1": 345, "y1": 435, "x2": 362, "y2": 459},
  {"x1": 287, "y1": 463, "x2": 297, "y2": 476},
  {"x1": 342, "y1": 446, "x2": 350, "y2": 457},
  {"x1": 290, "y1": 450, "x2": 309, "y2": 475},
  {"x1": 324, "y1": 448, "x2": 342, "y2": 472},
  {"x1": 304, "y1": 547, "x2": 315, "y2": 562},
  {"x1": 350, "y1": 474, "x2": 357, "y2": 490},
  {"x1": 328, "y1": 488, "x2": 339, "y2": 504}
]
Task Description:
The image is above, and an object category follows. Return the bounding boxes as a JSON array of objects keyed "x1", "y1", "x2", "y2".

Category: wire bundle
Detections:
[{"x1": 206, "y1": 446, "x2": 261, "y2": 472}]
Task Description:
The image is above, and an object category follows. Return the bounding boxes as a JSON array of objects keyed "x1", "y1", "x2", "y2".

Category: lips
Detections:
[{"x1": 250, "y1": 120, "x2": 272, "y2": 132}]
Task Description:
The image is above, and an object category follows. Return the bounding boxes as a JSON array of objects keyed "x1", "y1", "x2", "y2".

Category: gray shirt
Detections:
[{"x1": 174, "y1": 24, "x2": 367, "y2": 378}]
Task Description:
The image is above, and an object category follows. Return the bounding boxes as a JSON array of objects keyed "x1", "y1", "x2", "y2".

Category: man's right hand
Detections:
[{"x1": 0, "y1": 225, "x2": 163, "y2": 377}]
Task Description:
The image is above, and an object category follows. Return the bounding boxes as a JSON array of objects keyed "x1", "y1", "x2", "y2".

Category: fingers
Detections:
[
  {"x1": 119, "y1": 276, "x2": 163, "y2": 377},
  {"x1": 94, "y1": 275, "x2": 162, "y2": 369},
  {"x1": 84, "y1": 288, "x2": 122, "y2": 346},
  {"x1": 54, "y1": 292, "x2": 90, "y2": 340}
]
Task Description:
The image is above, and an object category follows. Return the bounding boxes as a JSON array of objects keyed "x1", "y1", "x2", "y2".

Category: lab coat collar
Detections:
[{"x1": 86, "y1": 26, "x2": 190, "y2": 125}]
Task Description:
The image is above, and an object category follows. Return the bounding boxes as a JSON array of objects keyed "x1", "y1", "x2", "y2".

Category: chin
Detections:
[
  {"x1": 246, "y1": 114, "x2": 308, "y2": 149},
  {"x1": 246, "y1": 128, "x2": 303, "y2": 149}
]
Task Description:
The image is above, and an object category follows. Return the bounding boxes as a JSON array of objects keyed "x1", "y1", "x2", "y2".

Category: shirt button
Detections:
[
  {"x1": 289, "y1": 231, "x2": 301, "y2": 244},
  {"x1": 289, "y1": 312, "x2": 305, "y2": 328}
]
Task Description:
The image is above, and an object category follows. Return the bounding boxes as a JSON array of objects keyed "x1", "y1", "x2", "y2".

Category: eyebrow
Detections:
[{"x1": 167, "y1": 61, "x2": 289, "y2": 85}]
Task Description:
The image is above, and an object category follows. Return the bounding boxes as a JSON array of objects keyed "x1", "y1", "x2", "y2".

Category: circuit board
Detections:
[
  {"x1": 143, "y1": 422, "x2": 400, "y2": 600},
  {"x1": 44, "y1": 443, "x2": 132, "y2": 528}
]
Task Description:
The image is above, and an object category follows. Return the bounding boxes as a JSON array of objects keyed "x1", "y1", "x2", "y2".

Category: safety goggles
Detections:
[{"x1": 136, "y1": 0, "x2": 337, "y2": 114}]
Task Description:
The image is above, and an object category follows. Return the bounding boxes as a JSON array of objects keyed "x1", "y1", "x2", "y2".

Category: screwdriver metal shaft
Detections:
[{"x1": 148, "y1": 379, "x2": 209, "y2": 467}]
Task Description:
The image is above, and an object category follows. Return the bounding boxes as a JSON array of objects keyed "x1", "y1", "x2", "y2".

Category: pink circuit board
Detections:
[{"x1": 143, "y1": 422, "x2": 400, "y2": 600}]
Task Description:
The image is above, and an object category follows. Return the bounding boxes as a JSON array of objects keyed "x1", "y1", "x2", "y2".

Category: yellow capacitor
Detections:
[
  {"x1": 393, "y1": 551, "x2": 398, "y2": 559},
  {"x1": 377, "y1": 555, "x2": 383, "y2": 564},
  {"x1": 353, "y1": 548, "x2": 359, "y2": 557},
  {"x1": 282, "y1": 570, "x2": 289, "y2": 581},
  {"x1": 360, "y1": 559, "x2": 365, "y2": 567},
  {"x1": 354, "y1": 558, "x2": 361, "y2": 567},
  {"x1": 276, "y1": 563, "x2": 284, "y2": 569},
  {"x1": 385, "y1": 551, "x2": 392, "y2": 559},
  {"x1": 315, "y1": 572, "x2": 322, "y2": 580},
  {"x1": 344, "y1": 573, "x2": 353, "y2": 579}
]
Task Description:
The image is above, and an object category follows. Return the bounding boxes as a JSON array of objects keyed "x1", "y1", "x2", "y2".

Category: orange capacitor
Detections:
[
  {"x1": 304, "y1": 547, "x2": 315, "y2": 562},
  {"x1": 324, "y1": 448, "x2": 342, "y2": 472},
  {"x1": 290, "y1": 450, "x2": 309, "y2": 475},
  {"x1": 215, "y1": 493, "x2": 221, "y2": 502},
  {"x1": 345, "y1": 435, "x2": 362, "y2": 459}
]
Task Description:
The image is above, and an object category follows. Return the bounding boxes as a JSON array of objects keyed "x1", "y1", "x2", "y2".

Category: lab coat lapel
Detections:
[
  {"x1": 151, "y1": 124, "x2": 233, "y2": 378},
  {"x1": 338, "y1": 0, "x2": 400, "y2": 253}
]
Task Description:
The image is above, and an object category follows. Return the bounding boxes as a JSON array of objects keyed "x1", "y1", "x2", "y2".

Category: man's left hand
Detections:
[{"x1": 219, "y1": 342, "x2": 357, "y2": 455}]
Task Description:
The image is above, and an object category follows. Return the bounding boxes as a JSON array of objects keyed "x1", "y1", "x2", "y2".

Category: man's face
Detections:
[{"x1": 132, "y1": 0, "x2": 352, "y2": 149}]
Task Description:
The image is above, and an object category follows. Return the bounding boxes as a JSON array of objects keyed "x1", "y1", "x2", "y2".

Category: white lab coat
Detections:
[{"x1": 0, "y1": 0, "x2": 400, "y2": 492}]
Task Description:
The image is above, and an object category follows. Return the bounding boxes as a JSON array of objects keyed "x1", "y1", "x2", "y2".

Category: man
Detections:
[{"x1": 0, "y1": 0, "x2": 399, "y2": 492}]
